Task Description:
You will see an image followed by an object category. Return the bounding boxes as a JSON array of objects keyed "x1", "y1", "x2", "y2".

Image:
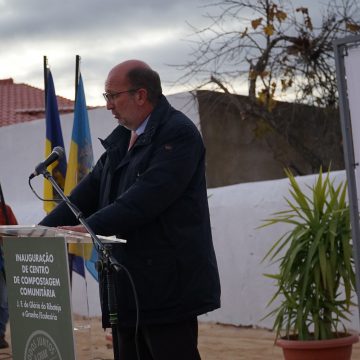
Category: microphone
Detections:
[{"x1": 29, "y1": 146, "x2": 65, "y2": 179}]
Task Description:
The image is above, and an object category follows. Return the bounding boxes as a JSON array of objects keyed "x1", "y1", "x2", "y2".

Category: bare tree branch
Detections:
[{"x1": 173, "y1": 0, "x2": 360, "y2": 170}]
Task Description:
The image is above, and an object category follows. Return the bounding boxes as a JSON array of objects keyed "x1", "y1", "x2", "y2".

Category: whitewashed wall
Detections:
[{"x1": 0, "y1": 93, "x2": 358, "y2": 331}]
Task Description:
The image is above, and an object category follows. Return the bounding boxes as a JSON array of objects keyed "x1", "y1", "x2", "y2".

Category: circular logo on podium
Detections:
[{"x1": 24, "y1": 330, "x2": 62, "y2": 360}]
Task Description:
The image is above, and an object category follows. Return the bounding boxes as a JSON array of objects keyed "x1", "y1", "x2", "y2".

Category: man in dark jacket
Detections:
[{"x1": 40, "y1": 59, "x2": 220, "y2": 360}]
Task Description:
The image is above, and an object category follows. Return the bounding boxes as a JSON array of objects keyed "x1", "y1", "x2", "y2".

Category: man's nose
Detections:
[{"x1": 106, "y1": 101, "x2": 113, "y2": 110}]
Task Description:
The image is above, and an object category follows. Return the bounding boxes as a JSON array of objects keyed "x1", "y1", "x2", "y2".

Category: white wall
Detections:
[{"x1": 1, "y1": 93, "x2": 358, "y2": 331}]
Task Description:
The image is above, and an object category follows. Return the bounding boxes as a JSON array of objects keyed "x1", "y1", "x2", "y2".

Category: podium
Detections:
[{"x1": 0, "y1": 225, "x2": 124, "y2": 360}]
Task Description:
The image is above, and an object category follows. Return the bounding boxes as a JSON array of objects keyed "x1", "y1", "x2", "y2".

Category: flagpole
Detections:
[
  {"x1": 75, "y1": 55, "x2": 81, "y2": 102},
  {"x1": 69, "y1": 54, "x2": 80, "y2": 286},
  {"x1": 43, "y1": 56, "x2": 48, "y2": 106}
]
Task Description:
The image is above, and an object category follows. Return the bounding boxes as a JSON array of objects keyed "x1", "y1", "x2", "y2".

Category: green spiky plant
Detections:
[{"x1": 261, "y1": 168, "x2": 356, "y2": 341}]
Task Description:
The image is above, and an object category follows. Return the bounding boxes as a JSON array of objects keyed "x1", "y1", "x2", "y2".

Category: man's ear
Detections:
[{"x1": 135, "y1": 88, "x2": 148, "y2": 105}]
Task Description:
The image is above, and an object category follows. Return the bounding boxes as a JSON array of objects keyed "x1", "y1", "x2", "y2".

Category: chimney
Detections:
[{"x1": 0, "y1": 78, "x2": 14, "y2": 85}]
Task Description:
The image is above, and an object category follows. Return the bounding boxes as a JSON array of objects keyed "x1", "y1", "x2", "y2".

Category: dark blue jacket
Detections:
[{"x1": 40, "y1": 96, "x2": 221, "y2": 326}]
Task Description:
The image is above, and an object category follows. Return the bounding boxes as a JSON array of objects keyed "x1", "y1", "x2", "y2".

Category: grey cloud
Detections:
[{"x1": 0, "y1": 0, "x2": 205, "y2": 40}]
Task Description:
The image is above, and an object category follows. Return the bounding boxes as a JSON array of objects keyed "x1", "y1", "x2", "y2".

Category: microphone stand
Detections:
[{"x1": 42, "y1": 170, "x2": 122, "y2": 359}]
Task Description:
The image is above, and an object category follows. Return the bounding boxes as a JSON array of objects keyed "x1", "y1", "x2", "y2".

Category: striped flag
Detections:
[
  {"x1": 64, "y1": 74, "x2": 93, "y2": 194},
  {"x1": 65, "y1": 74, "x2": 97, "y2": 279},
  {"x1": 43, "y1": 70, "x2": 67, "y2": 213}
]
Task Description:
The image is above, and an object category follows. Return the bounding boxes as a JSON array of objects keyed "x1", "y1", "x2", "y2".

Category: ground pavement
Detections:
[{"x1": 1, "y1": 319, "x2": 360, "y2": 359}]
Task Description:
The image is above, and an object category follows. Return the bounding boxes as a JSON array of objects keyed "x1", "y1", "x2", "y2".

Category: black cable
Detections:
[
  {"x1": 28, "y1": 178, "x2": 87, "y2": 228},
  {"x1": 28, "y1": 178, "x2": 62, "y2": 204},
  {"x1": 107, "y1": 259, "x2": 141, "y2": 360}
]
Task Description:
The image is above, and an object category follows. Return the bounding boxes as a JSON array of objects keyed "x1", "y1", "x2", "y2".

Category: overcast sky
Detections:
[
  {"x1": 0, "y1": 0, "x2": 214, "y2": 106},
  {"x1": 0, "y1": 0, "x2": 329, "y2": 106}
]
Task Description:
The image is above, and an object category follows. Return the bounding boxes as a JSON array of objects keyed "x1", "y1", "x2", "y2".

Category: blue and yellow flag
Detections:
[
  {"x1": 65, "y1": 74, "x2": 97, "y2": 279},
  {"x1": 44, "y1": 70, "x2": 67, "y2": 213},
  {"x1": 64, "y1": 74, "x2": 93, "y2": 195}
]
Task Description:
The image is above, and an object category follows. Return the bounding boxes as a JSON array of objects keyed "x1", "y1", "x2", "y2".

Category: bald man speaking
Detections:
[{"x1": 40, "y1": 60, "x2": 221, "y2": 360}]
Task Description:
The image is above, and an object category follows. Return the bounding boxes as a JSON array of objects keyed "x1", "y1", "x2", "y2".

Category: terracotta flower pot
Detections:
[{"x1": 276, "y1": 333, "x2": 359, "y2": 360}]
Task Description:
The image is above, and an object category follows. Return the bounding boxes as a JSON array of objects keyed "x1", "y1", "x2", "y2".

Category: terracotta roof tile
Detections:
[{"x1": 0, "y1": 78, "x2": 75, "y2": 127}]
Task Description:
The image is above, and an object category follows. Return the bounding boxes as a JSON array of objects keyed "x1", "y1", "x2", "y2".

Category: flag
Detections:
[
  {"x1": 65, "y1": 74, "x2": 97, "y2": 280},
  {"x1": 43, "y1": 70, "x2": 67, "y2": 213},
  {"x1": 64, "y1": 74, "x2": 93, "y2": 195}
]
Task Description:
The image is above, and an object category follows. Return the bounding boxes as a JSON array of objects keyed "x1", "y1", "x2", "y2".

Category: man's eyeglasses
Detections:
[{"x1": 103, "y1": 89, "x2": 139, "y2": 102}]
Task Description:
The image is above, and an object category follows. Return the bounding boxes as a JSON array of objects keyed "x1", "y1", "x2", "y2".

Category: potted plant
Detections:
[{"x1": 261, "y1": 168, "x2": 359, "y2": 360}]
